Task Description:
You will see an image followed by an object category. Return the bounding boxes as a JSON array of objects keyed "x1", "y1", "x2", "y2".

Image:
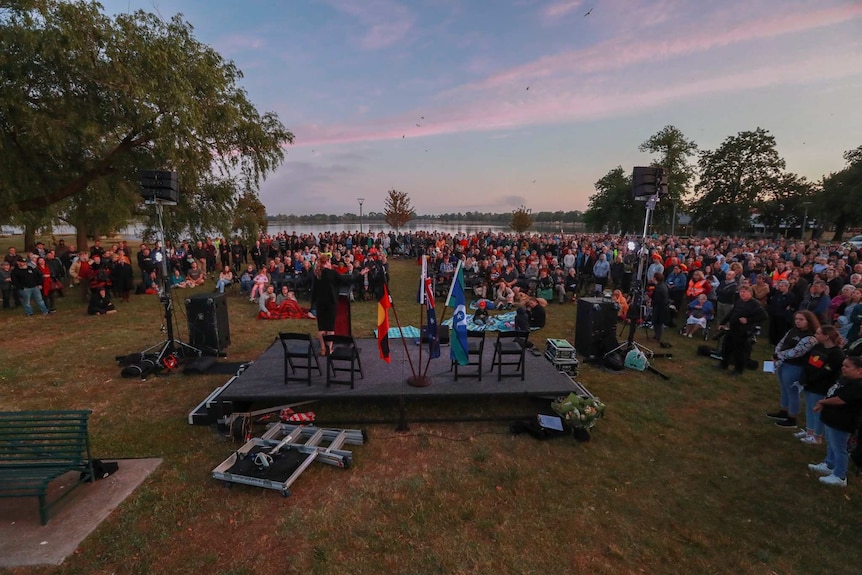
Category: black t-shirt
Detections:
[{"x1": 820, "y1": 377, "x2": 862, "y2": 432}]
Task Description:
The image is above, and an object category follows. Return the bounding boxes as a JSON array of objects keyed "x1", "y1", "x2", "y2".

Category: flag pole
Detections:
[
  {"x1": 384, "y1": 276, "x2": 420, "y2": 382},
  {"x1": 422, "y1": 259, "x2": 460, "y2": 378}
]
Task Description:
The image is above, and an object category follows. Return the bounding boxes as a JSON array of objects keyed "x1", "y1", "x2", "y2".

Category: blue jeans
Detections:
[
  {"x1": 19, "y1": 287, "x2": 49, "y2": 316},
  {"x1": 823, "y1": 424, "x2": 851, "y2": 480},
  {"x1": 216, "y1": 279, "x2": 232, "y2": 294},
  {"x1": 803, "y1": 391, "x2": 826, "y2": 435},
  {"x1": 777, "y1": 363, "x2": 803, "y2": 416}
]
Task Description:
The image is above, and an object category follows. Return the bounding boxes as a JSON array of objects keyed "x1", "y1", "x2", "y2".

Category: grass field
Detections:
[{"x1": 1, "y1": 247, "x2": 860, "y2": 575}]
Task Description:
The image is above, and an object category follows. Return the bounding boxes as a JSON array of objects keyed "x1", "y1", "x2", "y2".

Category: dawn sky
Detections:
[{"x1": 101, "y1": 0, "x2": 862, "y2": 217}]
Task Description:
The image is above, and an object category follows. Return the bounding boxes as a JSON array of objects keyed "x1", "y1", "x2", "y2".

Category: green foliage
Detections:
[
  {"x1": 383, "y1": 189, "x2": 415, "y2": 231},
  {"x1": 509, "y1": 205, "x2": 534, "y2": 233},
  {"x1": 817, "y1": 145, "x2": 862, "y2": 239},
  {"x1": 690, "y1": 128, "x2": 785, "y2": 233},
  {"x1": 753, "y1": 173, "x2": 815, "y2": 237},
  {"x1": 583, "y1": 166, "x2": 642, "y2": 233},
  {"x1": 0, "y1": 0, "x2": 292, "y2": 242},
  {"x1": 638, "y1": 125, "x2": 698, "y2": 233}
]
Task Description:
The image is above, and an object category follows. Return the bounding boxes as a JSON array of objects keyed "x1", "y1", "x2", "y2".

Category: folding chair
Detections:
[
  {"x1": 453, "y1": 331, "x2": 485, "y2": 381},
  {"x1": 277, "y1": 332, "x2": 321, "y2": 386},
  {"x1": 323, "y1": 334, "x2": 364, "y2": 389},
  {"x1": 489, "y1": 330, "x2": 529, "y2": 381}
]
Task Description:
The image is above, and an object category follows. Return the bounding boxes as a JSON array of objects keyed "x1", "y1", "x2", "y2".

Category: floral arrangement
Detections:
[{"x1": 551, "y1": 393, "x2": 606, "y2": 430}]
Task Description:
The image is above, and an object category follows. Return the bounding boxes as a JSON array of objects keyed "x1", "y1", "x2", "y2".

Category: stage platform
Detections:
[{"x1": 192, "y1": 338, "x2": 588, "y2": 425}]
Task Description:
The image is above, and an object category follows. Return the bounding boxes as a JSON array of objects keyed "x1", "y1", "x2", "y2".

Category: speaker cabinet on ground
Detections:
[
  {"x1": 575, "y1": 297, "x2": 618, "y2": 360},
  {"x1": 185, "y1": 293, "x2": 230, "y2": 356}
]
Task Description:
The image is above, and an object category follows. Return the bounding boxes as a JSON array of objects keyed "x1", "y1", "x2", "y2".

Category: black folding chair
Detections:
[
  {"x1": 323, "y1": 334, "x2": 364, "y2": 389},
  {"x1": 453, "y1": 331, "x2": 485, "y2": 381},
  {"x1": 277, "y1": 332, "x2": 321, "y2": 386},
  {"x1": 489, "y1": 330, "x2": 529, "y2": 381}
]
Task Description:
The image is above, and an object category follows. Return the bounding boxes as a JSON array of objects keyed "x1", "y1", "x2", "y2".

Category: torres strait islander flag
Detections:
[
  {"x1": 447, "y1": 261, "x2": 468, "y2": 366},
  {"x1": 377, "y1": 283, "x2": 392, "y2": 362}
]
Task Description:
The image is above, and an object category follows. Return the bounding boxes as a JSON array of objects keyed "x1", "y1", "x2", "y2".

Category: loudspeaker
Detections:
[
  {"x1": 575, "y1": 297, "x2": 618, "y2": 359},
  {"x1": 139, "y1": 170, "x2": 179, "y2": 204},
  {"x1": 185, "y1": 293, "x2": 230, "y2": 355},
  {"x1": 632, "y1": 166, "x2": 668, "y2": 199}
]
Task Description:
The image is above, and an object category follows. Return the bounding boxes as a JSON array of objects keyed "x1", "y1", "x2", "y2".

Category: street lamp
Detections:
[
  {"x1": 801, "y1": 201, "x2": 811, "y2": 239},
  {"x1": 357, "y1": 198, "x2": 365, "y2": 234}
]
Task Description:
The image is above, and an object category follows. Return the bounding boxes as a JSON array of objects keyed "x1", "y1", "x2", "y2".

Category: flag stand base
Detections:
[{"x1": 407, "y1": 375, "x2": 432, "y2": 387}]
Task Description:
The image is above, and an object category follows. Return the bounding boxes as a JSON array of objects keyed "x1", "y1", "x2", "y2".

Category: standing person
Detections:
[
  {"x1": 310, "y1": 254, "x2": 367, "y2": 355},
  {"x1": 808, "y1": 356, "x2": 862, "y2": 487},
  {"x1": 0, "y1": 260, "x2": 15, "y2": 310},
  {"x1": 768, "y1": 311, "x2": 820, "y2": 428},
  {"x1": 11, "y1": 257, "x2": 50, "y2": 316},
  {"x1": 36, "y1": 257, "x2": 56, "y2": 312},
  {"x1": 592, "y1": 253, "x2": 610, "y2": 296},
  {"x1": 797, "y1": 325, "x2": 844, "y2": 446},
  {"x1": 650, "y1": 272, "x2": 671, "y2": 348},
  {"x1": 767, "y1": 279, "x2": 797, "y2": 346},
  {"x1": 717, "y1": 285, "x2": 767, "y2": 376}
]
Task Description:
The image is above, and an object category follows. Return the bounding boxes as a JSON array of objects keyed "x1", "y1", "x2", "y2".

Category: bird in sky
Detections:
[
  {"x1": 584, "y1": 8, "x2": 593, "y2": 16},
  {"x1": 402, "y1": 135, "x2": 405, "y2": 138},
  {"x1": 416, "y1": 123, "x2": 421, "y2": 127},
  {"x1": 526, "y1": 86, "x2": 530, "y2": 90}
]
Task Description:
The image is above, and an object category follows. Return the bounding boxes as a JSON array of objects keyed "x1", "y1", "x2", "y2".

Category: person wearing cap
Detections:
[
  {"x1": 646, "y1": 253, "x2": 664, "y2": 286},
  {"x1": 472, "y1": 300, "x2": 489, "y2": 325},
  {"x1": 11, "y1": 256, "x2": 50, "y2": 316}
]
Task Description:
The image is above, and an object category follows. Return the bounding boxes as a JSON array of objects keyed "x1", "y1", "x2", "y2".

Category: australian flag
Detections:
[{"x1": 424, "y1": 275, "x2": 441, "y2": 359}]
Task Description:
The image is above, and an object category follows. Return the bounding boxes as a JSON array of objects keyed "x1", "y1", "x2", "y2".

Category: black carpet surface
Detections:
[{"x1": 216, "y1": 337, "x2": 581, "y2": 403}]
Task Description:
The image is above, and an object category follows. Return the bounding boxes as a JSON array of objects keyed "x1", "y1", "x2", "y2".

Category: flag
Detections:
[
  {"x1": 377, "y1": 283, "x2": 392, "y2": 363},
  {"x1": 417, "y1": 255, "x2": 427, "y2": 305},
  {"x1": 424, "y1": 273, "x2": 441, "y2": 360},
  {"x1": 448, "y1": 261, "x2": 468, "y2": 366}
]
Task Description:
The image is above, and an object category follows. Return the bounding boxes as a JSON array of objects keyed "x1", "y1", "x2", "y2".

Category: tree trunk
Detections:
[
  {"x1": 23, "y1": 225, "x2": 36, "y2": 253},
  {"x1": 833, "y1": 213, "x2": 847, "y2": 241}
]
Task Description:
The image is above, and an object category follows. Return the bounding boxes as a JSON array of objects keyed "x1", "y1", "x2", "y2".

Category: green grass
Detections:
[{"x1": 1, "y1": 249, "x2": 861, "y2": 574}]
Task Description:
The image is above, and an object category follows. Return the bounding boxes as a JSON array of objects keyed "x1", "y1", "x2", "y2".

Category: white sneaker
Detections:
[
  {"x1": 793, "y1": 429, "x2": 809, "y2": 438},
  {"x1": 819, "y1": 474, "x2": 847, "y2": 487},
  {"x1": 800, "y1": 435, "x2": 822, "y2": 445},
  {"x1": 808, "y1": 462, "x2": 833, "y2": 475}
]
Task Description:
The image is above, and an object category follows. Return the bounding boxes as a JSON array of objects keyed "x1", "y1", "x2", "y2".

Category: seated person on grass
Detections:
[
  {"x1": 494, "y1": 281, "x2": 515, "y2": 310},
  {"x1": 215, "y1": 265, "x2": 234, "y2": 294},
  {"x1": 257, "y1": 285, "x2": 278, "y2": 318},
  {"x1": 472, "y1": 300, "x2": 490, "y2": 325},
  {"x1": 526, "y1": 297, "x2": 546, "y2": 328},
  {"x1": 185, "y1": 261, "x2": 206, "y2": 288},
  {"x1": 239, "y1": 265, "x2": 255, "y2": 295},
  {"x1": 169, "y1": 268, "x2": 187, "y2": 288},
  {"x1": 88, "y1": 287, "x2": 117, "y2": 315}
]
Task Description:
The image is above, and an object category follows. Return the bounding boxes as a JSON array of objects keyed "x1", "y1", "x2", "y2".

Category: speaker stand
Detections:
[{"x1": 137, "y1": 199, "x2": 204, "y2": 368}]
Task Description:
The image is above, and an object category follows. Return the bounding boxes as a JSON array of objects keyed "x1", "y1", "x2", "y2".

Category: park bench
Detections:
[{"x1": 0, "y1": 410, "x2": 95, "y2": 525}]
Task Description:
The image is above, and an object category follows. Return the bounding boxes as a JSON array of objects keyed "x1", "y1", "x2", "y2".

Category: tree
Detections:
[
  {"x1": 0, "y1": 1, "x2": 293, "y2": 249},
  {"x1": 690, "y1": 128, "x2": 785, "y2": 233},
  {"x1": 509, "y1": 206, "x2": 534, "y2": 233},
  {"x1": 638, "y1": 126, "x2": 698, "y2": 233},
  {"x1": 383, "y1": 190, "x2": 414, "y2": 231},
  {"x1": 753, "y1": 173, "x2": 815, "y2": 237},
  {"x1": 582, "y1": 166, "x2": 642, "y2": 234},
  {"x1": 818, "y1": 145, "x2": 862, "y2": 239}
]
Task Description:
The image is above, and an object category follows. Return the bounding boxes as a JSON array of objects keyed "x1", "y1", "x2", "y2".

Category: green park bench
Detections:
[{"x1": 0, "y1": 410, "x2": 95, "y2": 525}]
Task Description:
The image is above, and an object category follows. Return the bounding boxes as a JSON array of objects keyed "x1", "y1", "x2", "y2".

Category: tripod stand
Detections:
[
  {"x1": 139, "y1": 200, "x2": 202, "y2": 366},
  {"x1": 604, "y1": 191, "x2": 671, "y2": 380}
]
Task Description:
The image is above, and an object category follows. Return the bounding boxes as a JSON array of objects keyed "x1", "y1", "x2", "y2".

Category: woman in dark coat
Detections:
[
  {"x1": 311, "y1": 254, "x2": 366, "y2": 354},
  {"x1": 110, "y1": 254, "x2": 135, "y2": 302},
  {"x1": 650, "y1": 272, "x2": 670, "y2": 347},
  {"x1": 88, "y1": 287, "x2": 116, "y2": 315}
]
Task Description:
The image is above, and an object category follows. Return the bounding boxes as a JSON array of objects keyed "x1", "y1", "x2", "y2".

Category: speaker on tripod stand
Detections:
[{"x1": 185, "y1": 293, "x2": 231, "y2": 356}]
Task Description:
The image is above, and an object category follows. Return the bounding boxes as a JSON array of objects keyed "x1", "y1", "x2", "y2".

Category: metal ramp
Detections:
[{"x1": 212, "y1": 424, "x2": 365, "y2": 496}]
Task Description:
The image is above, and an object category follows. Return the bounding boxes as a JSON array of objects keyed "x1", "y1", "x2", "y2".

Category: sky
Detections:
[{"x1": 100, "y1": 0, "x2": 862, "y2": 217}]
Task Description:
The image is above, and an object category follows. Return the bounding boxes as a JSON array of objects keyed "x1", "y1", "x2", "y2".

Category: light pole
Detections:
[
  {"x1": 357, "y1": 198, "x2": 365, "y2": 234},
  {"x1": 801, "y1": 201, "x2": 811, "y2": 239}
]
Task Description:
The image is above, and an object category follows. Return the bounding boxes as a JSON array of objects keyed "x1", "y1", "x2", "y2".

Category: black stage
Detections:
[{"x1": 208, "y1": 338, "x2": 583, "y2": 414}]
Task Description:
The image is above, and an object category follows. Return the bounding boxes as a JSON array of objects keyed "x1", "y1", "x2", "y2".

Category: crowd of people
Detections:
[{"x1": 4, "y1": 228, "x2": 862, "y2": 483}]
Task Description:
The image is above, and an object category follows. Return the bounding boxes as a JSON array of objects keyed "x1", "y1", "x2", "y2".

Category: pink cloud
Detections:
[
  {"x1": 542, "y1": 1, "x2": 584, "y2": 20},
  {"x1": 288, "y1": 3, "x2": 862, "y2": 147}
]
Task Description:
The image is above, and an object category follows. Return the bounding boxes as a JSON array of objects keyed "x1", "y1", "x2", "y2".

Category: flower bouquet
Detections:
[{"x1": 551, "y1": 393, "x2": 606, "y2": 441}]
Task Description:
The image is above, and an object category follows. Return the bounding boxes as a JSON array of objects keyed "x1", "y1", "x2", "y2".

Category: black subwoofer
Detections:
[
  {"x1": 575, "y1": 297, "x2": 618, "y2": 360},
  {"x1": 185, "y1": 293, "x2": 230, "y2": 355}
]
